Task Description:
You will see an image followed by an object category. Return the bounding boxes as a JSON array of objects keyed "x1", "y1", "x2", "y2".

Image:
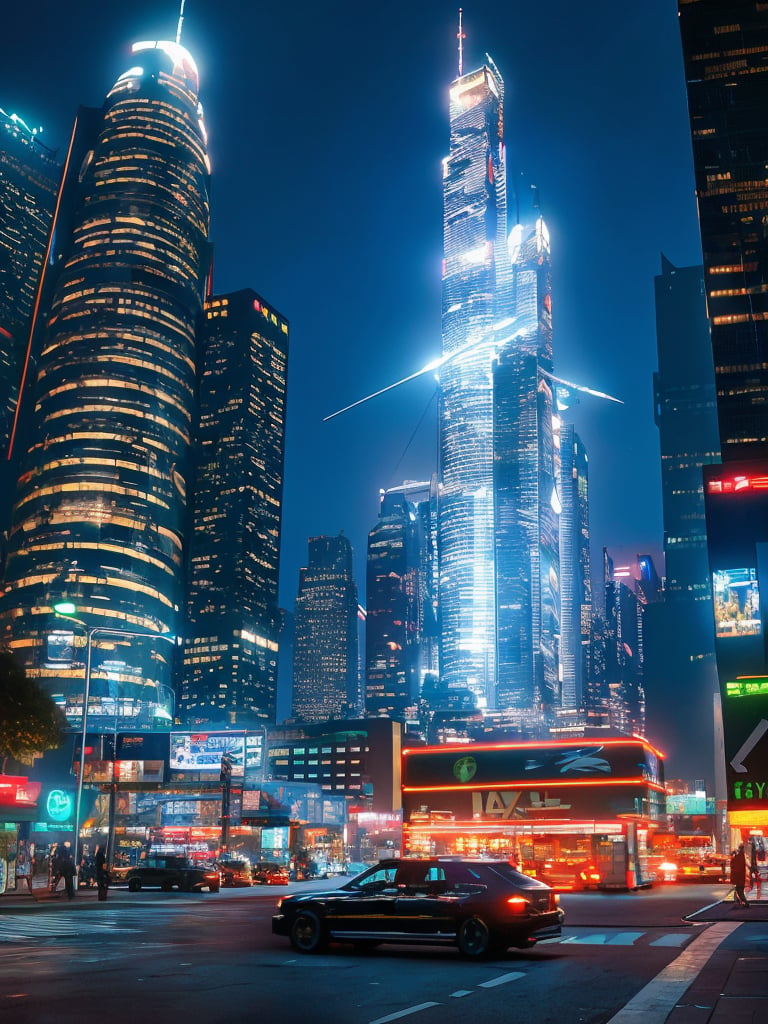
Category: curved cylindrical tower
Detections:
[{"x1": 0, "y1": 41, "x2": 210, "y2": 728}]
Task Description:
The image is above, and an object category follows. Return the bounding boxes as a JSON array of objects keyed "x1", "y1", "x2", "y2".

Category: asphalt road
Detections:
[{"x1": 0, "y1": 882, "x2": 764, "y2": 1024}]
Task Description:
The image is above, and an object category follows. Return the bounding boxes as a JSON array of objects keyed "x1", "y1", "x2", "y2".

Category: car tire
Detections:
[
  {"x1": 457, "y1": 917, "x2": 494, "y2": 958},
  {"x1": 128, "y1": 878, "x2": 141, "y2": 892},
  {"x1": 208, "y1": 884, "x2": 220, "y2": 893},
  {"x1": 289, "y1": 910, "x2": 327, "y2": 953}
]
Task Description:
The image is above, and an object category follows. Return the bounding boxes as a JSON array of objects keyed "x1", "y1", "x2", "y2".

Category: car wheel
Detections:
[
  {"x1": 457, "y1": 917, "x2": 494, "y2": 958},
  {"x1": 289, "y1": 910, "x2": 327, "y2": 953},
  {"x1": 128, "y1": 878, "x2": 141, "y2": 892},
  {"x1": 208, "y1": 884, "x2": 220, "y2": 893}
]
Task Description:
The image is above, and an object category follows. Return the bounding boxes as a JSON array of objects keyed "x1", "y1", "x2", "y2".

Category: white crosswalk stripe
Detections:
[{"x1": 557, "y1": 929, "x2": 692, "y2": 947}]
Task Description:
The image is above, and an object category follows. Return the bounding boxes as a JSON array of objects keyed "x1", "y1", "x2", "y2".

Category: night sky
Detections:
[{"x1": 3, "y1": 3, "x2": 707, "y2": 772}]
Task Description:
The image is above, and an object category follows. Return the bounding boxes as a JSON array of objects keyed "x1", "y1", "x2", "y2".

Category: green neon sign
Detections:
[{"x1": 725, "y1": 677, "x2": 768, "y2": 698}]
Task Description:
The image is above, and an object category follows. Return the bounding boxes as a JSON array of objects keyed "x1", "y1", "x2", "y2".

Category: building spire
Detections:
[
  {"x1": 176, "y1": 0, "x2": 186, "y2": 45},
  {"x1": 457, "y1": 9, "x2": 466, "y2": 76}
]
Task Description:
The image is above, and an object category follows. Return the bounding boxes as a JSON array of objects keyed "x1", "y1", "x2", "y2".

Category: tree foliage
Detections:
[{"x1": 0, "y1": 651, "x2": 67, "y2": 772}]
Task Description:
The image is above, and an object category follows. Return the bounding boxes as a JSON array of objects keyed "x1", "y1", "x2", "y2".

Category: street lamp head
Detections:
[{"x1": 53, "y1": 601, "x2": 77, "y2": 615}]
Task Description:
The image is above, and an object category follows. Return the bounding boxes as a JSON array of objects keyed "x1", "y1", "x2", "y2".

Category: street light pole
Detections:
[{"x1": 56, "y1": 617, "x2": 175, "y2": 892}]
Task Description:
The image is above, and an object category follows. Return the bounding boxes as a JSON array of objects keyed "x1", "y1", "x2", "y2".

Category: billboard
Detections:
[
  {"x1": 170, "y1": 732, "x2": 245, "y2": 777},
  {"x1": 712, "y1": 567, "x2": 761, "y2": 638}
]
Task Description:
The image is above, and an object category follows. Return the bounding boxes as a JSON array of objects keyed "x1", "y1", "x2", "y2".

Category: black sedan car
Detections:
[
  {"x1": 272, "y1": 857, "x2": 563, "y2": 958},
  {"x1": 125, "y1": 856, "x2": 220, "y2": 893}
]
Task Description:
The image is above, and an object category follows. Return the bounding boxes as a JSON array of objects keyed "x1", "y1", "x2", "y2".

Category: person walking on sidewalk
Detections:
[
  {"x1": 95, "y1": 844, "x2": 109, "y2": 901},
  {"x1": 15, "y1": 840, "x2": 33, "y2": 894},
  {"x1": 731, "y1": 843, "x2": 749, "y2": 907},
  {"x1": 58, "y1": 843, "x2": 77, "y2": 900}
]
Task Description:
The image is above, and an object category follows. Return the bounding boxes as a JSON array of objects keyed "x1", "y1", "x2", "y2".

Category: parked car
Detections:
[
  {"x1": 217, "y1": 858, "x2": 253, "y2": 887},
  {"x1": 125, "y1": 856, "x2": 220, "y2": 893},
  {"x1": 272, "y1": 857, "x2": 563, "y2": 958},
  {"x1": 253, "y1": 861, "x2": 290, "y2": 885}
]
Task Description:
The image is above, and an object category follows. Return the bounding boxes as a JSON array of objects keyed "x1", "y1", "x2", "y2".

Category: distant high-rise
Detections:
[
  {"x1": 438, "y1": 55, "x2": 513, "y2": 705},
  {"x1": 678, "y1": 1, "x2": 768, "y2": 459},
  {"x1": 180, "y1": 289, "x2": 288, "y2": 728},
  {"x1": 365, "y1": 480, "x2": 439, "y2": 720},
  {"x1": 292, "y1": 534, "x2": 359, "y2": 722},
  {"x1": 0, "y1": 109, "x2": 60, "y2": 532},
  {"x1": 558, "y1": 424, "x2": 591, "y2": 709},
  {"x1": 0, "y1": 41, "x2": 211, "y2": 729}
]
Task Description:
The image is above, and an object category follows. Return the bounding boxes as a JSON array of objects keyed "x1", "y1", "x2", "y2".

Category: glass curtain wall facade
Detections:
[
  {"x1": 0, "y1": 110, "x2": 60, "y2": 464},
  {"x1": 180, "y1": 290, "x2": 288, "y2": 728},
  {"x1": 438, "y1": 58, "x2": 513, "y2": 705},
  {"x1": 494, "y1": 216, "x2": 559, "y2": 711},
  {"x1": 292, "y1": 534, "x2": 359, "y2": 723},
  {"x1": 0, "y1": 41, "x2": 211, "y2": 730},
  {"x1": 558, "y1": 424, "x2": 591, "y2": 709},
  {"x1": 678, "y1": 0, "x2": 768, "y2": 459}
]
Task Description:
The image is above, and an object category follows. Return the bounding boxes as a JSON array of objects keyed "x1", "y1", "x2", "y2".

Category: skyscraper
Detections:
[
  {"x1": 493, "y1": 215, "x2": 559, "y2": 711},
  {"x1": 0, "y1": 40, "x2": 211, "y2": 729},
  {"x1": 558, "y1": 423, "x2": 591, "y2": 710},
  {"x1": 679, "y1": 0, "x2": 768, "y2": 821},
  {"x1": 365, "y1": 480, "x2": 439, "y2": 721},
  {"x1": 180, "y1": 289, "x2": 288, "y2": 728},
  {"x1": 646, "y1": 256, "x2": 720, "y2": 778},
  {"x1": 292, "y1": 534, "x2": 359, "y2": 722},
  {"x1": 678, "y1": 1, "x2": 768, "y2": 459},
  {"x1": 0, "y1": 109, "x2": 60, "y2": 532},
  {"x1": 438, "y1": 56, "x2": 513, "y2": 705}
]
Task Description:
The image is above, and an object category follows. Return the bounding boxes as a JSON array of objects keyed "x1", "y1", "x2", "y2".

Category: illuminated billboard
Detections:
[
  {"x1": 170, "y1": 732, "x2": 245, "y2": 777},
  {"x1": 712, "y1": 567, "x2": 761, "y2": 638}
]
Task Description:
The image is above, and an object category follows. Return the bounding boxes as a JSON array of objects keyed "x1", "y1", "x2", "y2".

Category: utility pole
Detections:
[{"x1": 220, "y1": 754, "x2": 232, "y2": 855}]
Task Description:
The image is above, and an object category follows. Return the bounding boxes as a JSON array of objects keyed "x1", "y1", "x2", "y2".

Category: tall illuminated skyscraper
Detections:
[
  {"x1": 180, "y1": 289, "x2": 288, "y2": 727},
  {"x1": 493, "y1": 214, "x2": 559, "y2": 711},
  {"x1": 0, "y1": 41, "x2": 211, "y2": 729},
  {"x1": 438, "y1": 56, "x2": 513, "y2": 705}
]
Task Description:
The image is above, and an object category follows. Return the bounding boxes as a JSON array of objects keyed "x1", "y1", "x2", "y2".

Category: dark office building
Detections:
[
  {"x1": 679, "y1": 1, "x2": 768, "y2": 822},
  {"x1": 292, "y1": 534, "x2": 359, "y2": 723},
  {"x1": 647, "y1": 255, "x2": 720, "y2": 780},
  {"x1": 679, "y1": 1, "x2": 768, "y2": 459},
  {"x1": 0, "y1": 109, "x2": 60, "y2": 537},
  {"x1": 180, "y1": 290, "x2": 288, "y2": 728},
  {"x1": 0, "y1": 41, "x2": 211, "y2": 729}
]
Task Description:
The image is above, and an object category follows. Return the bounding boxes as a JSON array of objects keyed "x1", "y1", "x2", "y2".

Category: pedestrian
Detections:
[
  {"x1": 15, "y1": 840, "x2": 33, "y2": 894},
  {"x1": 730, "y1": 843, "x2": 749, "y2": 907},
  {"x1": 49, "y1": 842, "x2": 62, "y2": 892},
  {"x1": 58, "y1": 842, "x2": 77, "y2": 900},
  {"x1": 95, "y1": 844, "x2": 109, "y2": 901}
]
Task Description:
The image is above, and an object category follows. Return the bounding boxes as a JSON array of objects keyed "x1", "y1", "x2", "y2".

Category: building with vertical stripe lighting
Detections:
[
  {"x1": 180, "y1": 289, "x2": 288, "y2": 727},
  {"x1": 0, "y1": 41, "x2": 211, "y2": 730}
]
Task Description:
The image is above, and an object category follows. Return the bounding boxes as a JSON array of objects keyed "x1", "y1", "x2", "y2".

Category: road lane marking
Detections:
[
  {"x1": 604, "y1": 922, "x2": 739, "y2": 1024},
  {"x1": 478, "y1": 971, "x2": 526, "y2": 988},
  {"x1": 369, "y1": 1002, "x2": 441, "y2": 1023},
  {"x1": 449, "y1": 990, "x2": 473, "y2": 998},
  {"x1": 606, "y1": 932, "x2": 644, "y2": 945}
]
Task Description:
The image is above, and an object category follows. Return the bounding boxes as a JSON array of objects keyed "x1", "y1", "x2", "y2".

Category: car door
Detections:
[
  {"x1": 323, "y1": 864, "x2": 399, "y2": 939},
  {"x1": 393, "y1": 865, "x2": 456, "y2": 939}
]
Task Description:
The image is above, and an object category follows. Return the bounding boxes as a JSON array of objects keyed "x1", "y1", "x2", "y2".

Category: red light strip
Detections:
[
  {"x1": 402, "y1": 778, "x2": 665, "y2": 793},
  {"x1": 402, "y1": 735, "x2": 665, "y2": 759}
]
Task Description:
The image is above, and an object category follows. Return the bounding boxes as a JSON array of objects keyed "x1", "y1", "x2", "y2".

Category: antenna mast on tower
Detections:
[
  {"x1": 457, "y1": 9, "x2": 466, "y2": 76},
  {"x1": 176, "y1": 0, "x2": 186, "y2": 45}
]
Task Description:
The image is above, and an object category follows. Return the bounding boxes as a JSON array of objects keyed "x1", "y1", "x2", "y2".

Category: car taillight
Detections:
[{"x1": 506, "y1": 896, "x2": 529, "y2": 913}]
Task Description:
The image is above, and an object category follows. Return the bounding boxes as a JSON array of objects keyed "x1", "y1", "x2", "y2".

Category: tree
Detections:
[{"x1": 0, "y1": 651, "x2": 67, "y2": 773}]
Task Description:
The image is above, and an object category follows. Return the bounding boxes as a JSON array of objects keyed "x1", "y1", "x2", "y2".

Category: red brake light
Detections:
[{"x1": 506, "y1": 896, "x2": 528, "y2": 913}]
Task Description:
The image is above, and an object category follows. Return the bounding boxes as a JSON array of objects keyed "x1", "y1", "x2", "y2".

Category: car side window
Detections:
[{"x1": 354, "y1": 865, "x2": 398, "y2": 890}]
